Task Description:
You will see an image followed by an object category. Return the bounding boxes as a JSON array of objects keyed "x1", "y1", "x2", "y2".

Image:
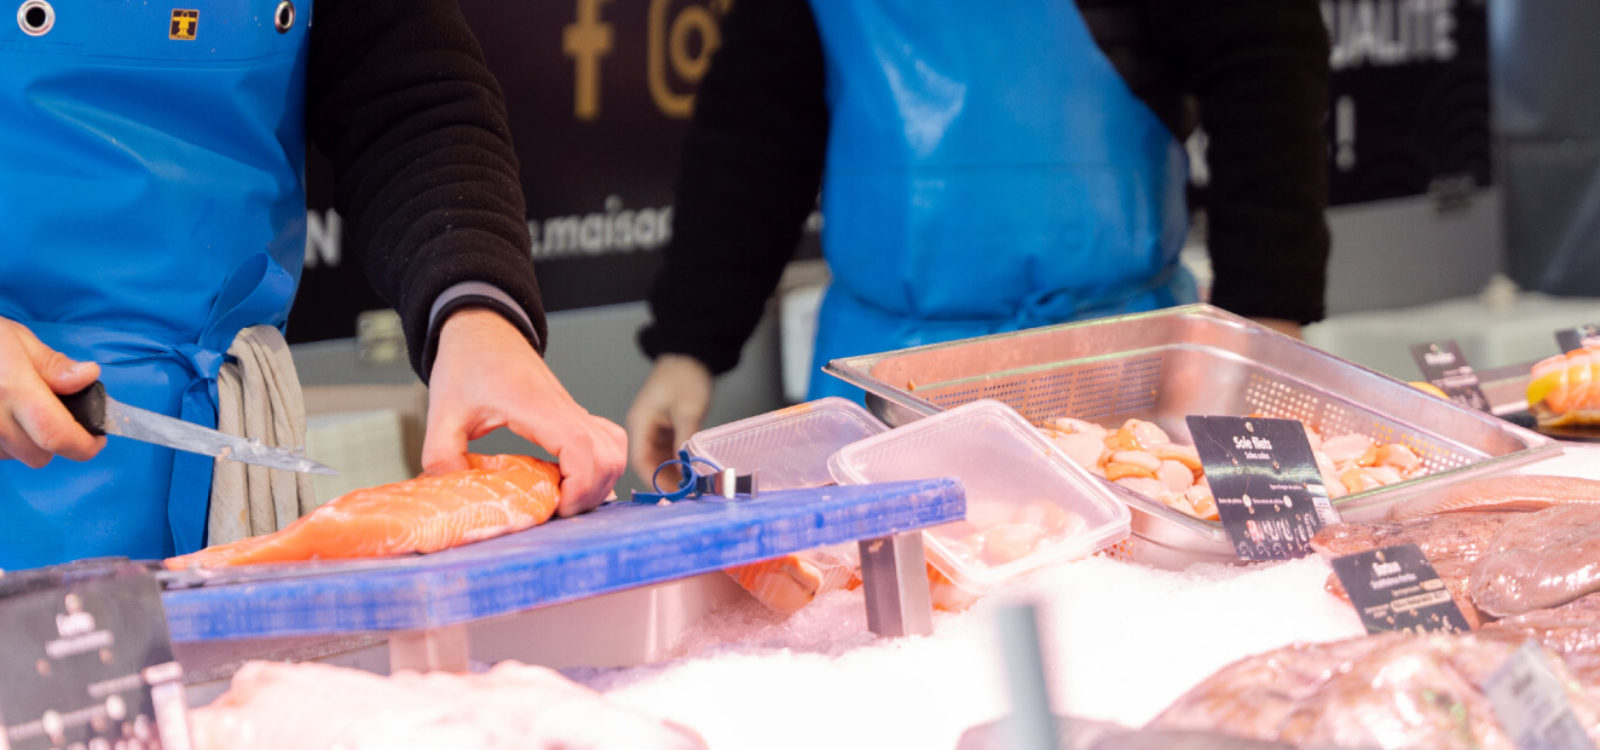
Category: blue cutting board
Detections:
[{"x1": 161, "y1": 478, "x2": 964, "y2": 642}]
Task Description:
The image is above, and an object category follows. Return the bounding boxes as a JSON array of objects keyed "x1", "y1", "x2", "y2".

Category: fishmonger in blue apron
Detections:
[{"x1": 0, "y1": 0, "x2": 312, "y2": 567}]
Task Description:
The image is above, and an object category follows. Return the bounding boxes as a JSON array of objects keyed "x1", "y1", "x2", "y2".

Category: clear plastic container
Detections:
[
  {"x1": 684, "y1": 397, "x2": 888, "y2": 491},
  {"x1": 827, "y1": 399, "x2": 1132, "y2": 592}
]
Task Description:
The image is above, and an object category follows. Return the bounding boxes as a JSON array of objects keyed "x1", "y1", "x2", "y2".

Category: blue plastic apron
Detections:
[
  {"x1": 0, "y1": 0, "x2": 311, "y2": 568},
  {"x1": 805, "y1": 0, "x2": 1196, "y2": 400}
]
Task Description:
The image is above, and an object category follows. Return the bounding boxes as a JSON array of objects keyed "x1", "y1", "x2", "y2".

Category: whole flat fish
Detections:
[
  {"x1": 166, "y1": 454, "x2": 561, "y2": 569},
  {"x1": 1310, "y1": 511, "x2": 1529, "y2": 630},
  {"x1": 1470, "y1": 504, "x2": 1600, "y2": 618},
  {"x1": 1313, "y1": 512, "x2": 1520, "y2": 630},
  {"x1": 1385, "y1": 475, "x2": 1600, "y2": 522}
]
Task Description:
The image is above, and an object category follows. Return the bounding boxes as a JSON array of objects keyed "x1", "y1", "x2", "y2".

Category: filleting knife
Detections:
[{"x1": 59, "y1": 382, "x2": 338, "y2": 476}]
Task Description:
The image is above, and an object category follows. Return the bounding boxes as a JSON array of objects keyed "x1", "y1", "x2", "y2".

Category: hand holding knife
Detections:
[{"x1": 60, "y1": 381, "x2": 338, "y2": 476}]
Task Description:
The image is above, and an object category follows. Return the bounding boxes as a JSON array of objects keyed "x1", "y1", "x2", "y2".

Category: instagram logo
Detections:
[{"x1": 647, "y1": 0, "x2": 732, "y2": 118}]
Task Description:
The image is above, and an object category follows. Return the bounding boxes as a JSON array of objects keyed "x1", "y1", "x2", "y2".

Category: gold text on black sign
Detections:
[{"x1": 170, "y1": 9, "x2": 198, "y2": 40}]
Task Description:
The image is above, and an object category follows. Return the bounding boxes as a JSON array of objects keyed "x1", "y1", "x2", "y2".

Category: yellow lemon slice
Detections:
[{"x1": 1408, "y1": 381, "x2": 1449, "y2": 399}]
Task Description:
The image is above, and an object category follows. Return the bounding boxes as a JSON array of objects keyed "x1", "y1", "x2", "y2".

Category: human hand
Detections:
[
  {"x1": 625, "y1": 354, "x2": 712, "y2": 487},
  {"x1": 0, "y1": 317, "x2": 106, "y2": 466},
  {"x1": 1250, "y1": 317, "x2": 1304, "y2": 341},
  {"x1": 422, "y1": 308, "x2": 627, "y2": 517}
]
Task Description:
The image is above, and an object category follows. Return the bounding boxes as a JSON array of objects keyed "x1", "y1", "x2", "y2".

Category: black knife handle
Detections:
[{"x1": 60, "y1": 381, "x2": 107, "y2": 437}]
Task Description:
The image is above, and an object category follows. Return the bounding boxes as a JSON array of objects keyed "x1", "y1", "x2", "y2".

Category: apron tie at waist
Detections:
[
  {"x1": 17, "y1": 254, "x2": 293, "y2": 377},
  {"x1": 172, "y1": 343, "x2": 227, "y2": 382},
  {"x1": 170, "y1": 253, "x2": 298, "y2": 553},
  {"x1": 16, "y1": 254, "x2": 298, "y2": 554}
]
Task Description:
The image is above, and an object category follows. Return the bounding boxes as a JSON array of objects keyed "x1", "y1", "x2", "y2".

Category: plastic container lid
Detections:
[
  {"x1": 684, "y1": 397, "x2": 889, "y2": 491},
  {"x1": 827, "y1": 399, "x2": 1132, "y2": 591}
]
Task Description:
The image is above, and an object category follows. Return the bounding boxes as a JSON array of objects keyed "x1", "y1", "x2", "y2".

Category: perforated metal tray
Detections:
[{"x1": 823, "y1": 304, "x2": 1561, "y2": 566}]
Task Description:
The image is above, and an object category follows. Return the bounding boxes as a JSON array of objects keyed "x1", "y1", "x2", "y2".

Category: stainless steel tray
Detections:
[{"x1": 824, "y1": 304, "x2": 1561, "y2": 566}]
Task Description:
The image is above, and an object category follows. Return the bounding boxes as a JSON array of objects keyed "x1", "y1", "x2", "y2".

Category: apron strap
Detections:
[{"x1": 169, "y1": 253, "x2": 297, "y2": 552}]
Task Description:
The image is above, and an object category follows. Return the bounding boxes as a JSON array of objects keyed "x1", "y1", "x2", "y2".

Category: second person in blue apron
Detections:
[{"x1": 627, "y1": 0, "x2": 1332, "y2": 482}]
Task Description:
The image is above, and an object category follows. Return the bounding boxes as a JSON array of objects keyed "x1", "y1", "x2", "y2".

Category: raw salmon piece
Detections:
[
  {"x1": 927, "y1": 563, "x2": 979, "y2": 612},
  {"x1": 1384, "y1": 474, "x2": 1600, "y2": 521},
  {"x1": 1529, "y1": 346, "x2": 1600, "y2": 427},
  {"x1": 723, "y1": 545, "x2": 862, "y2": 615},
  {"x1": 165, "y1": 454, "x2": 562, "y2": 569}
]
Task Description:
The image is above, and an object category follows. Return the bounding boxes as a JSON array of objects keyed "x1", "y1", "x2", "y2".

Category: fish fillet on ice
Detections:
[
  {"x1": 189, "y1": 660, "x2": 707, "y2": 750},
  {"x1": 1384, "y1": 474, "x2": 1600, "y2": 521},
  {"x1": 1470, "y1": 503, "x2": 1600, "y2": 617},
  {"x1": 166, "y1": 454, "x2": 561, "y2": 568}
]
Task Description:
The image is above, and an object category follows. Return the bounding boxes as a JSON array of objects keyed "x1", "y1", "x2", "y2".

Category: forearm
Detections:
[
  {"x1": 306, "y1": 0, "x2": 546, "y2": 380},
  {"x1": 1154, "y1": 0, "x2": 1332, "y2": 323},
  {"x1": 638, "y1": 0, "x2": 829, "y2": 375}
]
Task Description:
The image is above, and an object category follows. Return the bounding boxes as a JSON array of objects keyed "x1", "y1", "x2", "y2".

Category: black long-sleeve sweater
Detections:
[
  {"x1": 305, "y1": 0, "x2": 544, "y2": 379},
  {"x1": 641, "y1": 0, "x2": 1332, "y2": 376}
]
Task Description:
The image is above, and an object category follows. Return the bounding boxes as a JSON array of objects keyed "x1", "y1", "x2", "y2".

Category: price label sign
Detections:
[
  {"x1": 1329, "y1": 543, "x2": 1470, "y2": 635},
  {"x1": 1186, "y1": 416, "x2": 1338, "y2": 561},
  {"x1": 1409, "y1": 340, "x2": 1491, "y2": 413},
  {"x1": 1483, "y1": 641, "x2": 1595, "y2": 750},
  {"x1": 0, "y1": 562, "x2": 190, "y2": 750},
  {"x1": 1555, "y1": 324, "x2": 1600, "y2": 354}
]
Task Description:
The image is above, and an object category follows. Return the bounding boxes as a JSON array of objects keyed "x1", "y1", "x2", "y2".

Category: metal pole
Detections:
[{"x1": 997, "y1": 602, "x2": 1058, "y2": 750}]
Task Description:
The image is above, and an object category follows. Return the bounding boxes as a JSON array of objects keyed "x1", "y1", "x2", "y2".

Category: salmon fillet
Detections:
[
  {"x1": 1528, "y1": 345, "x2": 1600, "y2": 427},
  {"x1": 724, "y1": 553, "x2": 981, "y2": 614},
  {"x1": 724, "y1": 549, "x2": 861, "y2": 615},
  {"x1": 166, "y1": 454, "x2": 561, "y2": 569}
]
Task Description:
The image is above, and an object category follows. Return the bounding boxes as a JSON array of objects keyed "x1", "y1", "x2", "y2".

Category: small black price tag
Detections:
[
  {"x1": 1483, "y1": 640, "x2": 1595, "y2": 750},
  {"x1": 1555, "y1": 324, "x2": 1600, "y2": 354},
  {"x1": 0, "y1": 562, "x2": 190, "y2": 750},
  {"x1": 1186, "y1": 416, "x2": 1337, "y2": 561},
  {"x1": 1328, "y1": 543, "x2": 1470, "y2": 635},
  {"x1": 1409, "y1": 340, "x2": 1491, "y2": 413}
]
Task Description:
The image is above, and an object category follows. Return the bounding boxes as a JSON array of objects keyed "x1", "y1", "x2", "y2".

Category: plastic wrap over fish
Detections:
[
  {"x1": 1480, "y1": 593, "x2": 1600, "y2": 685},
  {"x1": 955, "y1": 714, "x2": 1372, "y2": 750},
  {"x1": 1149, "y1": 633, "x2": 1600, "y2": 749}
]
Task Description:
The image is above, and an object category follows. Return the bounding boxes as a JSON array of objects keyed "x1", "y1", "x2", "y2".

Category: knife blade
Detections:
[{"x1": 60, "y1": 382, "x2": 338, "y2": 476}]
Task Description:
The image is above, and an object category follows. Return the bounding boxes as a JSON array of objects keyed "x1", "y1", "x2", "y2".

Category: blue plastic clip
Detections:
[{"x1": 631, "y1": 449, "x2": 758, "y2": 503}]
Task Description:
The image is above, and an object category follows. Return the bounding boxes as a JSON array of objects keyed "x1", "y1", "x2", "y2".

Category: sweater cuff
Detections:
[{"x1": 421, "y1": 281, "x2": 543, "y2": 382}]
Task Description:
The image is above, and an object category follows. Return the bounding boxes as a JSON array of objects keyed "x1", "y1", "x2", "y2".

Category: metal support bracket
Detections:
[
  {"x1": 858, "y1": 531, "x2": 934, "y2": 637},
  {"x1": 388, "y1": 623, "x2": 470, "y2": 672}
]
